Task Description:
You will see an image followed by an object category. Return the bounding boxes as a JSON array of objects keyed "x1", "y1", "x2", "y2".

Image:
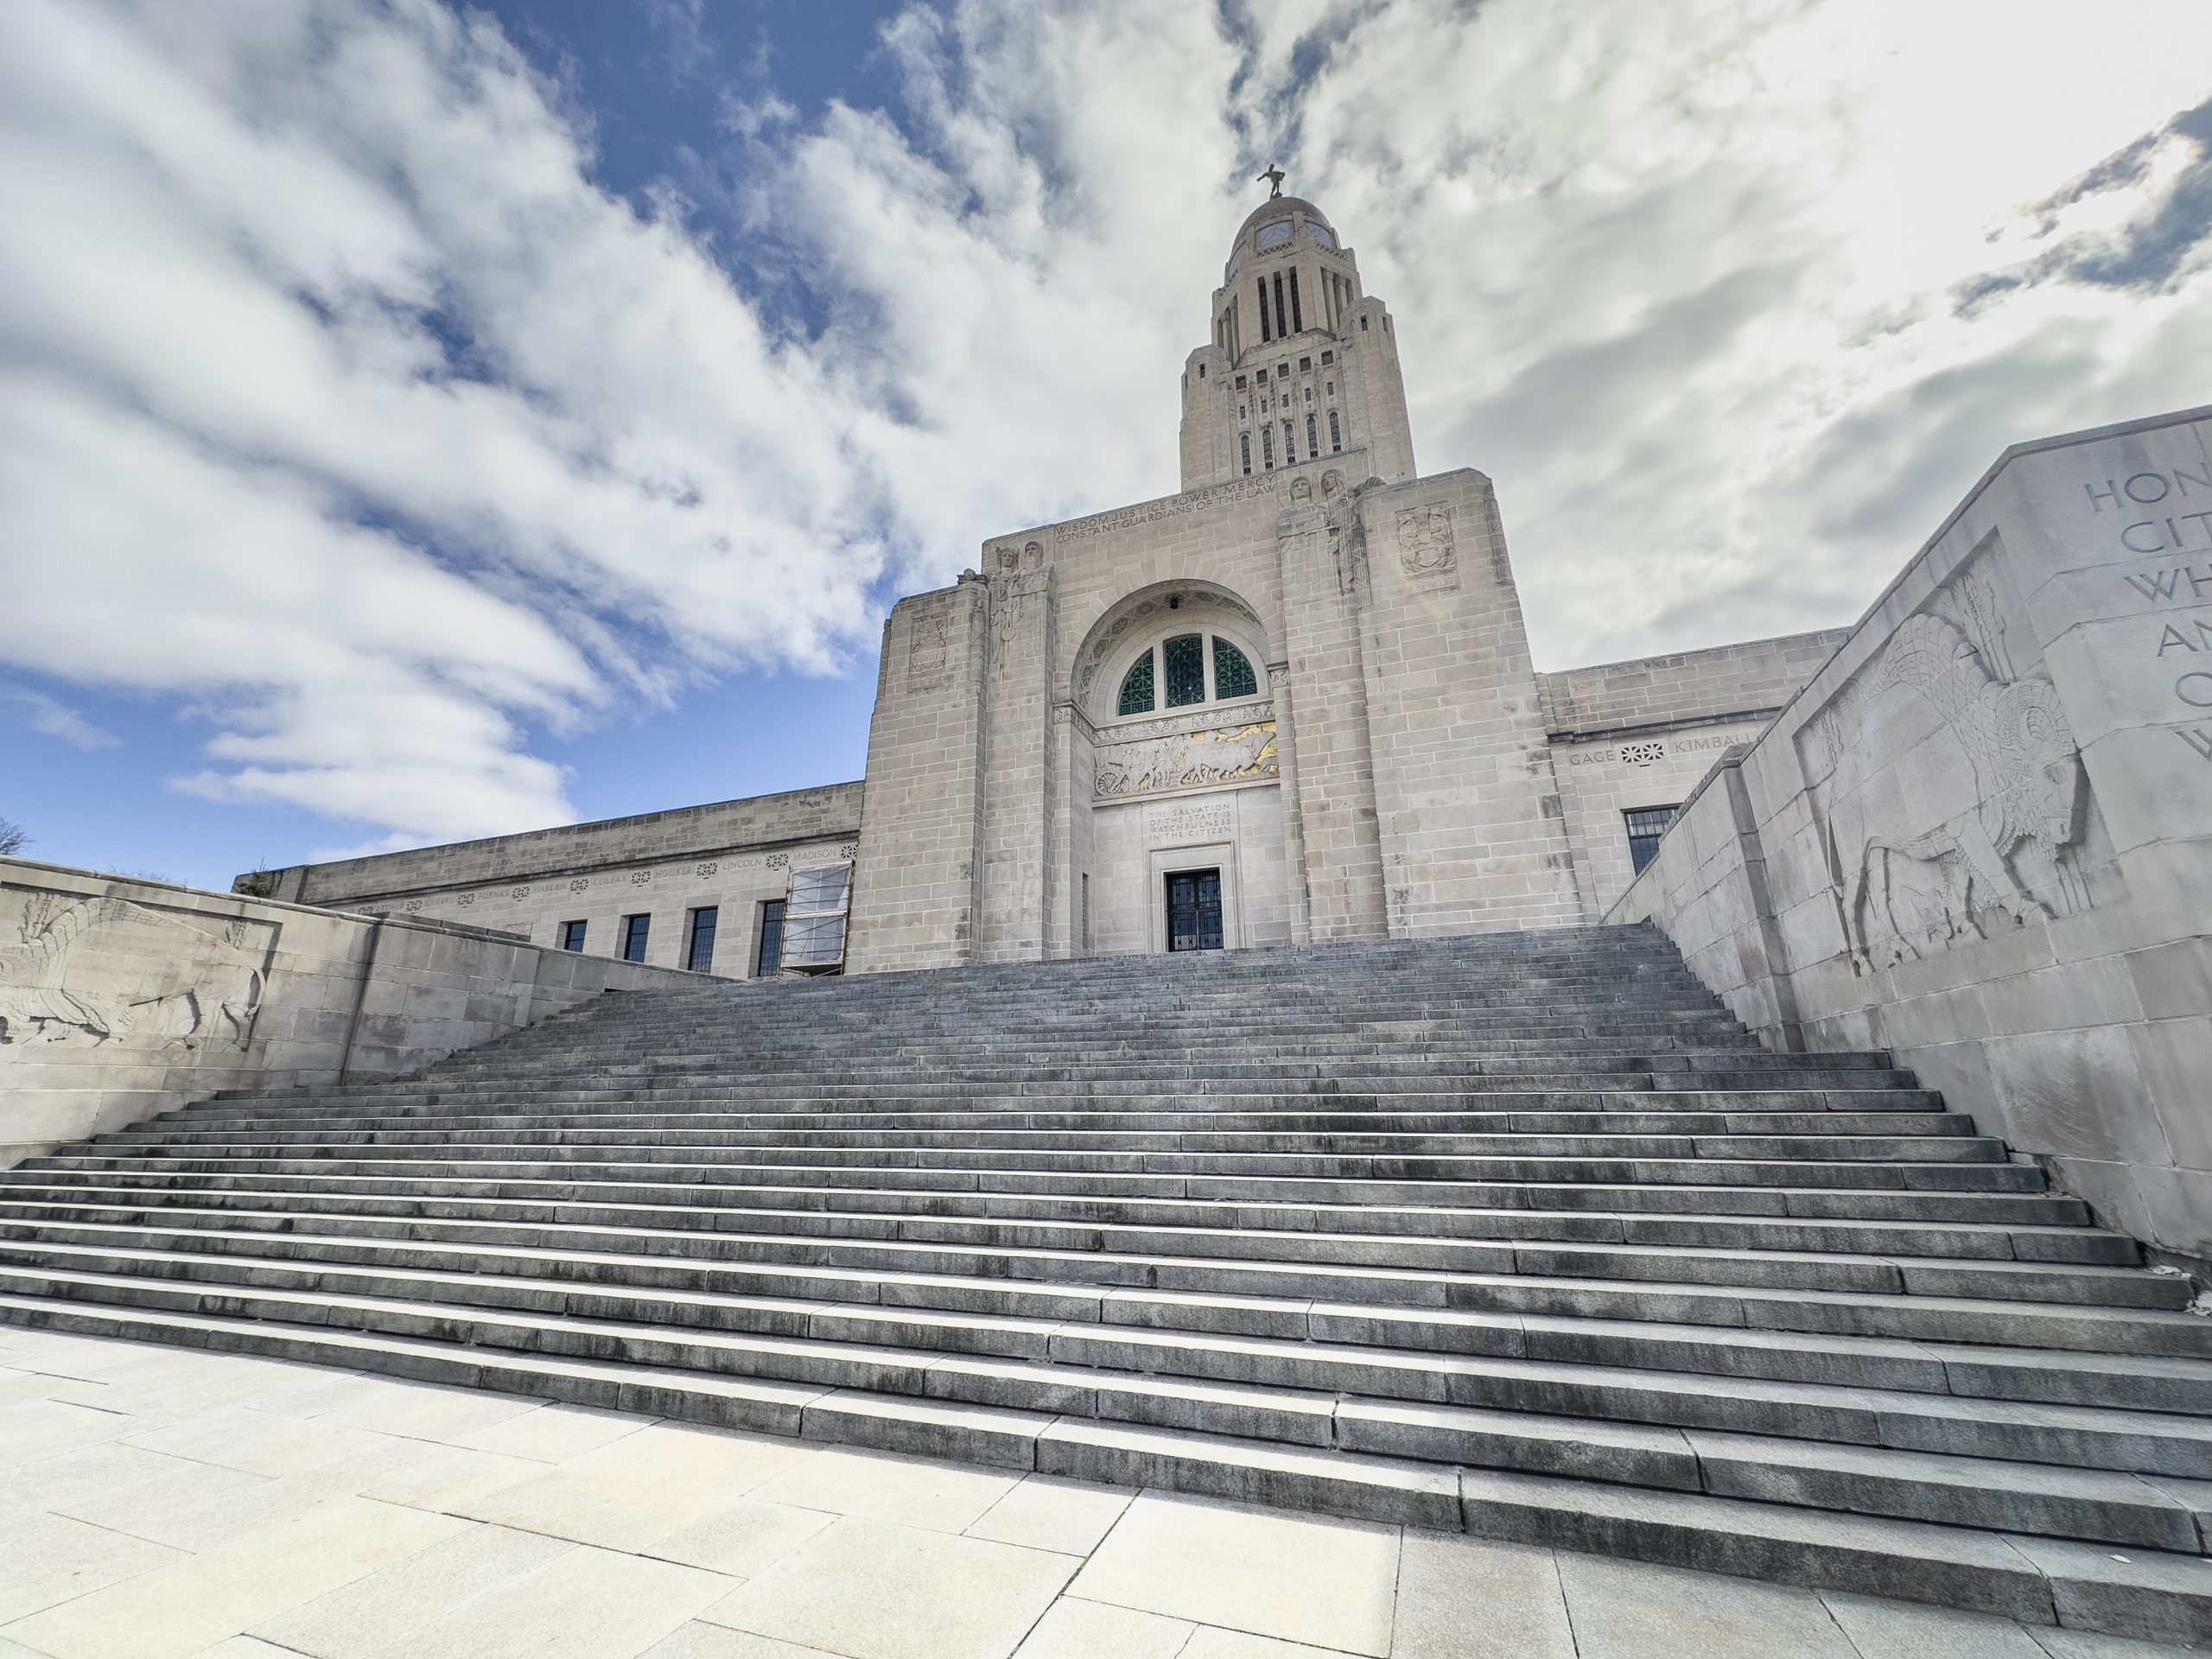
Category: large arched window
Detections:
[{"x1": 1117, "y1": 632, "x2": 1261, "y2": 716}]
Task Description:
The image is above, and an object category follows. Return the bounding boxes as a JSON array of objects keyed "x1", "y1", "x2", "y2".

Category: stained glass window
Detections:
[
  {"x1": 1164, "y1": 633, "x2": 1206, "y2": 708},
  {"x1": 1212, "y1": 638, "x2": 1258, "y2": 701},
  {"x1": 1117, "y1": 652, "x2": 1155, "y2": 715}
]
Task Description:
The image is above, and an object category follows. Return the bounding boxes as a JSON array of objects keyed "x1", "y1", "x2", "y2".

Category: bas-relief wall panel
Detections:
[
  {"x1": 1612, "y1": 407, "x2": 2212, "y2": 1271},
  {"x1": 1790, "y1": 532, "x2": 2108, "y2": 976}
]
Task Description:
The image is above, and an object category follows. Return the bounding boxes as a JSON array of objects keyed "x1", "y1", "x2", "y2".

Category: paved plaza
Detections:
[{"x1": 0, "y1": 1329, "x2": 2196, "y2": 1659}]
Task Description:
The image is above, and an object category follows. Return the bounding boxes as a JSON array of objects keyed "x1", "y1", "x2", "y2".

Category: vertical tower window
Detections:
[
  {"x1": 1163, "y1": 633, "x2": 1206, "y2": 708},
  {"x1": 560, "y1": 919, "x2": 587, "y2": 952},
  {"x1": 621, "y1": 913, "x2": 651, "y2": 963},
  {"x1": 1288, "y1": 269, "x2": 1303, "y2": 333},
  {"x1": 1257, "y1": 277, "x2": 1271, "y2": 342},
  {"x1": 1239, "y1": 432, "x2": 1251, "y2": 475},
  {"x1": 1306, "y1": 414, "x2": 1318, "y2": 459},
  {"x1": 1272, "y1": 273, "x2": 1287, "y2": 339},
  {"x1": 1117, "y1": 651, "x2": 1156, "y2": 715},
  {"x1": 1282, "y1": 422, "x2": 1294, "y2": 467},
  {"x1": 686, "y1": 906, "x2": 718, "y2": 973},
  {"x1": 1212, "y1": 637, "x2": 1258, "y2": 700},
  {"x1": 1262, "y1": 426, "x2": 1274, "y2": 468},
  {"x1": 1328, "y1": 410, "x2": 1342, "y2": 451},
  {"x1": 756, "y1": 899, "x2": 785, "y2": 976}
]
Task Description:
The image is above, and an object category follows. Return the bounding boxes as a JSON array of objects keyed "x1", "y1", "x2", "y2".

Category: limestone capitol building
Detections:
[{"x1": 244, "y1": 188, "x2": 1846, "y2": 977}]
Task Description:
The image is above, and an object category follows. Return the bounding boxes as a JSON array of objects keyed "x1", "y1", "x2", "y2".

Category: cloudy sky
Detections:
[{"x1": 3, "y1": 0, "x2": 2209, "y2": 888}]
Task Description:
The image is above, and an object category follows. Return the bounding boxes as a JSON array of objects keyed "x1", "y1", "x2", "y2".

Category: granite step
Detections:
[{"x1": 4, "y1": 923, "x2": 2205, "y2": 1641}]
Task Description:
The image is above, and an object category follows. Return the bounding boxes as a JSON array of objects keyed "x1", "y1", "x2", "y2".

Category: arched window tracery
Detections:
[{"x1": 1113, "y1": 630, "x2": 1262, "y2": 718}]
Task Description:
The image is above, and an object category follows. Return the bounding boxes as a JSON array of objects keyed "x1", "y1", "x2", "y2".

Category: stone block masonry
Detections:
[
  {"x1": 0, "y1": 855, "x2": 699, "y2": 1167},
  {"x1": 1612, "y1": 402, "x2": 2212, "y2": 1274}
]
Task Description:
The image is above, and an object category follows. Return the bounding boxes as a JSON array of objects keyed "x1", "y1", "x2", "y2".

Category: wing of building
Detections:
[{"x1": 241, "y1": 193, "x2": 1849, "y2": 976}]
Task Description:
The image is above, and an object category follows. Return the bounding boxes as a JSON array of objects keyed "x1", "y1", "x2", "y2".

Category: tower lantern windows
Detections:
[{"x1": 1289, "y1": 270, "x2": 1303, "y2": 333}]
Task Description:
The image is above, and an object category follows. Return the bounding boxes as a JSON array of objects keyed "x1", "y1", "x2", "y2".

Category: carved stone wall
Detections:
[
  {"x1": 1610, "y1": 403, "x2": 2212, "y2": 1274},
  {"x1": 1094, "y1": 721, "x2": 1279, "y2": 800},
  {"x1": 0, "y1": 857, "x2": 699, "y2": 1171}
]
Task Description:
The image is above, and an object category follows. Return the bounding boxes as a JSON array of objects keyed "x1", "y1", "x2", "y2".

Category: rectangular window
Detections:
[
  {"x1": 1262, "y1": 426, "x2": 1274, "y2": 468},
  {"x1": 1235, "y1": 374, "x2": 1247, "y2": 389},
  {"x1": 1282, "y1": 422, "x2": 1294, "y2": 465},
  {"x1": 1360, "y1": 315, "x2": 1369, "y2": 330},
  {"x1": 621, "y1": 913, "x2": 651, "y2": 963},
  {"x1": 1329, "y1": 410, "x2": 1341, "y2": 451},
  {"x1": 1299, "y1": 356, "x2": 1311, "y2": 371},
  {"x1": 1272, "y1": 273, "x2": 1287, "y2": 338},
  {"x1": 756, "y1": 899, "x2": 785, "y2": 976},
  {"x1": 1288, "y1": 270, "x2": 1303, "y2": 332},
  {"x1": 560, "y1": 919, "x2": 587, "y2": 953},
  {"x1": 1080, "y1": 873, "x2": 1090, "y2": 953},
  {"x1": 1239, "y1": 432, "x2": 1251, "y2": 475},
  {"x1": 1306, "y1": 414, "x2": 1318, "y2": 459},
  {"x1": 1624, "y1": 806, "x2": 1680, "y2": 874},
  {"x1": 686, "y1": 906, "x2": 718, "y2": 973},
  {"x1": 1256, "y1": 278, "x2": 1271, "y2": 342},
  {"x1": 1321, "y1": 351, "x2": 1334, "y2": 365}
]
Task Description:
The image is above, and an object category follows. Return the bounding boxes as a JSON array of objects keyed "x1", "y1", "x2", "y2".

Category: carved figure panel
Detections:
[
  {"x1": 1095, "y1": 721, "x2": 1280, "y2": 800},
  {"x1": 1395, "y1": 503, "x2": 1456, "y2": 583},
  {"x1": 906, "y1": 608, "x2": 953, "y2": 691},
  {"x1": 0, "y1": 889, "x2": 276, "y2": 1051},
  {"x1": 1796, "y1": 539, "x2": 2094, "y2": 975}
]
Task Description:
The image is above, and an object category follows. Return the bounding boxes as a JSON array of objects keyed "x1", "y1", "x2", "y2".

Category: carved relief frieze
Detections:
[
  {"x1": 1395, "y1": 502, "x2": 1457, "y2": 588},
  {"x1": 1796, "y1": 537, "x2": 2094, "y2": 974},
  {"x1": 1095, "y1": 721, "x2": 1279, "y2": 800},
  {"x1": 0, "y1": 889, "x2": 276, "y2": 1051}
]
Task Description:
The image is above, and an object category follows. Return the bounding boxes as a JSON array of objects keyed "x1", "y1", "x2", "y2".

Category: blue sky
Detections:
[{"x1": 3, "y1": 0, "x2": 2211, "y2": 891}]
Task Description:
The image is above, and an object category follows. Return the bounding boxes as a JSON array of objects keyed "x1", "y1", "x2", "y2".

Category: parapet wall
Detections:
[
  {"x1": 0, "y1": 857, "x2": 698, "y2": 1167},
  {"x1": 1609, "y1": 404, "x2": 2212, "y2": 1268}
]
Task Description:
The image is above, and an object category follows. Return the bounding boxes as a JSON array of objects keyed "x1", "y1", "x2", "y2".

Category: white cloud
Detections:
[
  {"x1": 2, "y1": 0, "x2": 2209, "y2": 860},
  {"x1": 3, "y1": 689, "x2": 117, "y2": 751}
]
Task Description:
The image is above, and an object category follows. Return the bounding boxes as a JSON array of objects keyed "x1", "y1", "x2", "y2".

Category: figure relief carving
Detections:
[
  {"x1": 1836, "y1": 608, "x2": 2091, "y2": 971},
  {"x1": 1095, "y1": 722, "x2": 1279, "y2": 799},
  {"x1": 906, "y1": 608, "x2": 953, "y2": 690},
  {"x1": 0, "y1": 892, "x2": 272, "y2": 1051},
  {"x1": 1395, "y1": 503, "x2": 1456, "y2": 582},
  {"x1": 1021, "y1": 540, "x2": 1045, "y2": 571},
  {"x1": 993, "y1": 543, "x2": 1020, "y2": 572}
]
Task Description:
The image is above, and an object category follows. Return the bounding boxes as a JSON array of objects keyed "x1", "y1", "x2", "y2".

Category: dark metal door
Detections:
[{"x1": 1166, "y1": 869, "x2": 1224, "y2": 951}]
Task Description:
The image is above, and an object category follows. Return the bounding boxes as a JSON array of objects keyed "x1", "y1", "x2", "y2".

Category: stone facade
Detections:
[
  {"x1": 240, "y1": 194, "x2": 1855, "y2": 976},
  {"x1": 1611, "y1": 404, "x2": 2212, "y2": 1268},
  {"x1": 248, "y1": 785, "x2": 861, "y2": 978},
  {"x1": 0, "y1": 855, "x2": 697, "y2": 1167}
]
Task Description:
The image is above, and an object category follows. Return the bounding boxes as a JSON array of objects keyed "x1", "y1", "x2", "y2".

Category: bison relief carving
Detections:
[
  {"x1": 1842, "y1": 611, "x2": 2089, "y2": 972},
  {"x1": 0, "y1": 893, "x2": 271, "y2": 1049}
]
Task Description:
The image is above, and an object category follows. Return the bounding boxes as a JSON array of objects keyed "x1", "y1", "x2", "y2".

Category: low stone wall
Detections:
[
  {"x1": 1609, "y1": 404, "x2": 2212, "y2": 1269},
  {"x1": 0, "y1": 856, "x2": 700, "y2": 1167}
]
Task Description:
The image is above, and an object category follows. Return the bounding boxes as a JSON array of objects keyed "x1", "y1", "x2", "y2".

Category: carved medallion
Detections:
[{"x1": 1395, "y1": 503, "x2": 1456, "y2": 582}]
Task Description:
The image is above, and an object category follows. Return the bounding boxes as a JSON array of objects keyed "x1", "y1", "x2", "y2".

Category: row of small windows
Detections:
[
  {"x1": 556, "y1": 902, "x2": 779, "y2": 975},
  {"x1": 1240, "y1": 410, "x2": 1341, "y2": 475},
  {"x1": 1117, "y1": 632, "x2": 1259, "y2": 717}
]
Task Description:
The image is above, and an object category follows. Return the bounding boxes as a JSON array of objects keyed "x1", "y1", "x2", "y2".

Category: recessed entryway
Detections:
[{"x1": 1164, "y1": 868, "x2": 1224, "y2": 951}]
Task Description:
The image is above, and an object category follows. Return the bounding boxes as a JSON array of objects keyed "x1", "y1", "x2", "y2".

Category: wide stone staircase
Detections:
[{"x1": 3, "y1": 925, "x2": 2210, "y2": 1640}]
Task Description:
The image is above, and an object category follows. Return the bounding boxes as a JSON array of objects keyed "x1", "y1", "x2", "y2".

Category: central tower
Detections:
[{"x1": 1177, "y1": 194, "x2": 1416, "y2": 491}]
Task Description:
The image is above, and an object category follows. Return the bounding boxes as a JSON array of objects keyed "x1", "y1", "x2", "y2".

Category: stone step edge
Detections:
[
  {"x1": 0, "y1": 1209, "x2": 2177, "y2": 1315},
  {"x1": 10, "y1": 1255, "x2": 2212, "y2": 1480},
  {"x1": 0, "y1": 1185, "x2": 2126, "y2": 1259},
  {"x1": 0, "y1": 1291, "x2": 2205, "y2": 1643}
]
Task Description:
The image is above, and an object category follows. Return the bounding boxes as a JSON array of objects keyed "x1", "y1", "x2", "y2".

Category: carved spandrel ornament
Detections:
[
  {"x1": 1395, "y1": 503, "x2": 1457, "y2": 587},
  {"x1": 0, "y1": 890, "x2": 274, "y2": 1051},
  {"x1": 1829, "y1": 607, "x2": 2092, "y2": 974},
  {"x1": 1095, "y1": 721, "x2": 1279, "y2": 800}
]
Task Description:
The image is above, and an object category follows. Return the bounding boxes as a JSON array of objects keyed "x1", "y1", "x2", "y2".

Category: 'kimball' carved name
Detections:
[{"x1": 1057, "y1": 476, "x2": 1280, "y2": 544}]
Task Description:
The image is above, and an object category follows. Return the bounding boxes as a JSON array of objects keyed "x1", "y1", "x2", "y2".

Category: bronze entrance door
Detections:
[{"x1": 1165, "y1": 869, "x2": 1224, "y2": 951}]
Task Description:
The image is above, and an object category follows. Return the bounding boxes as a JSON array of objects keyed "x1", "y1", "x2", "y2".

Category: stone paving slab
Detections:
[{"x1": 0, "y1": 1331, "x2": 2201, "y2": 1659}]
